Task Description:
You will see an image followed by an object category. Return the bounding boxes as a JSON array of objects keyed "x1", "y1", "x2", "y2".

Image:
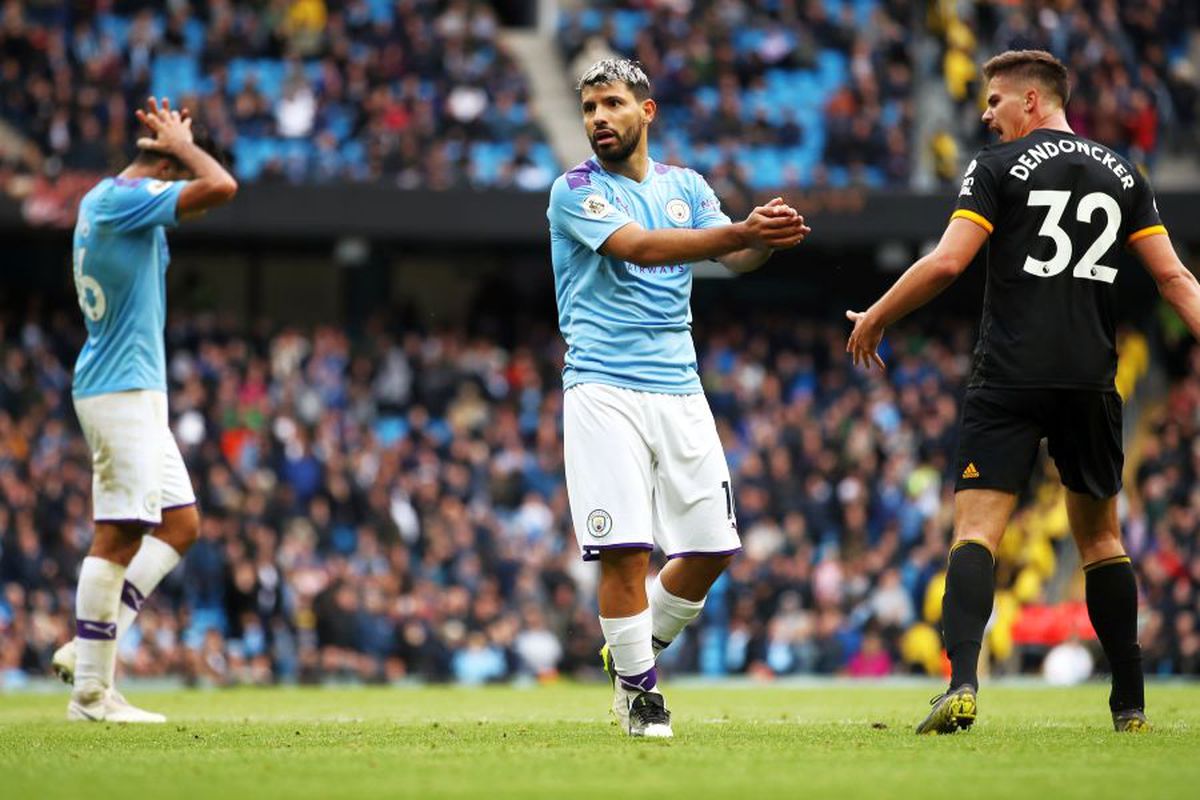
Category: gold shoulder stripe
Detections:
[
  {"x1": 950, "y1": 209, "x2": 994, "y2": 234},
  {"x1": 1127, "y1": 224, "x2": 1167, "y2": 244}
]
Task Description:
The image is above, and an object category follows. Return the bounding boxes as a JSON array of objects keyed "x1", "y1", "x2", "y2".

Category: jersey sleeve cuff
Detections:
[
  {"x1": 950, "y1": 209, "x2": 994, "y2": 234},
  {"x1": 1127, "y1": 224, "x2": 1167, "y2": 244}
]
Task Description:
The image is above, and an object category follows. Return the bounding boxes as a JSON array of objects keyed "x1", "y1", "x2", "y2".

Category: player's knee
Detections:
[
  {"x1": 181, "y1": 508, "x2": 201, "y2": 545},
  {"x1": 91, "y1": 523, "x2": 147, "y2": 564},
  {"x1": 162, "y1": 504, "x2": 201, "y2": 548},
  {"x1": 1077, "y1": 528, "x2": 1123, "y2": 563},
  {"x1": 688, "y1": 552, "x2": 734, "y2": 581}
]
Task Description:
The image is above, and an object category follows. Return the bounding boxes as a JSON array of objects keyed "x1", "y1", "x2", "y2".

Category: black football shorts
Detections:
[{"x1": 953, "y1": 387, "x2": 1123, "y2": 498}]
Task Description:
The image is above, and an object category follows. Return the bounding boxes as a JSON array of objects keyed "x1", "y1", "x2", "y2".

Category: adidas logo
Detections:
[{"x1": 962, "y1": 462, "x2": 980, "y2": 479}]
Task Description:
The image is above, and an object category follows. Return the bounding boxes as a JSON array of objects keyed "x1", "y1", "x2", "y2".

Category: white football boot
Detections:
[{"x1": 68, "y1": 682, "x2": 166, "y2": 724}]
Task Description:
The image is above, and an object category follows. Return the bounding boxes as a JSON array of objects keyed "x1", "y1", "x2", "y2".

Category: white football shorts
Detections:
[
  {"x1": 73, "y1": 389, "x2": 196, "y2": 525},
  {"x1": 563, "y1": 382, "x2": 741, "y2": 562}
]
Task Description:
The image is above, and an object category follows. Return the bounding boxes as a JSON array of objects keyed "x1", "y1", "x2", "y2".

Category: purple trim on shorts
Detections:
[
  {"x1": 162, "y1": 501, "x2": 197, "y2": 512},
  {"x1": 76, "y1": 619, "x2": 117, "y2": 640},
  {"x1": 94, "y1": 518, "x2": 157, "y2": 528},
  {"x1": 618, "y1": 666, "x2": 658, "y2": 692},
  {"x1": 121, "y1": 580, "x2": 147, "y2": 613},
  {"x1": 581, "y1": 543, "x2": 654, "y2": 562},
  {"x1": 665, "y1": 547, "x2": 742, "y2": 561}
]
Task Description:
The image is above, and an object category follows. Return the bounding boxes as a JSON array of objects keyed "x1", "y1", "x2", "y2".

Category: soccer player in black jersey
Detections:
[{"x1": 846, "y1": 50, "x2": 1200, "y2": 734}]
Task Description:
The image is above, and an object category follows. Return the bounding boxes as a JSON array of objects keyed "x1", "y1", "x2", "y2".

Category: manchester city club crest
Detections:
[{"x1": 586, "y1": 509, "x2": 613, "y2": 538}]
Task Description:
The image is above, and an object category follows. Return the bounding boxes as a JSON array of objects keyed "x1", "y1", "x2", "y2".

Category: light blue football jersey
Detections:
[
  {"x1": 71, "y1": 176, "x2": 186, "y2": 398},
  {"x1": 547, "y1": 157, "x2": 732, "y2": 394}
]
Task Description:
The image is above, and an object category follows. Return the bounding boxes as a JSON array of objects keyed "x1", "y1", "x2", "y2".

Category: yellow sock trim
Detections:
[
  {"x1": 1083, "y1": 555, "x2": 1131, "y2": 573},
  {"x1": 950, "y1": 539, "x2": 995, "y2": 563}
]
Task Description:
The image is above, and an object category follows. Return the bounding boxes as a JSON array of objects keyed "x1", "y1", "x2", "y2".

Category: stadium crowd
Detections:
[
  {"x1": 560, "y1": 0, "x2": 918, "y2": 195},
  {"x1": 3, "y1": 0, "x2": 1199, "y2": 198},
  {"x1": 931, "y1": 0, "x2": 1200, "y2": 184},
  {"x1": 1, "y1": 303, "x2": 1196, "y2": 687},
  {"x1": 0, "y1": 0, "x2": 556, "y2": 188}
]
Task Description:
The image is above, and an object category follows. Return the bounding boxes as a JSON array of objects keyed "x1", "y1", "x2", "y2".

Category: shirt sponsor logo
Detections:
[
  {"x1": 959, "y1": 160, "x2": 977, "y2": 196},
  {"x1": 666, "y1": 198, "x2": 691, "y2": 224},
  {"x1": 582, "y1": 193, "x2": 613, "y2": 219}
]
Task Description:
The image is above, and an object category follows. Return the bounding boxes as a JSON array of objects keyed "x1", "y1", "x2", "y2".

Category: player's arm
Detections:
[
  {"x1": 136, "y1": 97, "x2": 237, "y2": 218},
  {"x1": 1131, "y1": 232, "x2": 1200, "y2": 338},
  {"x1": 718, "y1": 199, "x2": 807, "y2": 274},
  {"x1": 600, "y1": 201, "x2": 809, "y2": 268},
  {"x1": 845, "y1": 217, "x2": 989, "y2": 369}
]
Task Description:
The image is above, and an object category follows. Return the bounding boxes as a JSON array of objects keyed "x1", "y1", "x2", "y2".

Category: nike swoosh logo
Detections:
[{"x1": 72, "y1": 705, "x2": 101, "y2": 721}]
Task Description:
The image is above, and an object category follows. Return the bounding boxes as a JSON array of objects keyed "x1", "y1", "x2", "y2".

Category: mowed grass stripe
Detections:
[{"x1": 0, "y1": 684, "x2": 1195, "y2": 800}]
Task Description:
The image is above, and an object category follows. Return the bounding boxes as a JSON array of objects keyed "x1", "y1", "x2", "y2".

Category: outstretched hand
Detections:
[
  {"x1": 845, "y1": 309, "x2": 886, "y2": 370},
  {"x1": 135, "y1": 96, "x2": 194, "y2": 156}
]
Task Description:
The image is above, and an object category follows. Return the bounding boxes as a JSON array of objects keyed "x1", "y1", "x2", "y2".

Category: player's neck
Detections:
[
  {"x1": 599, "y1": 148, "x2": 650, "y2": 183},
  {"x1": 118, "y1": 164, "x2": 156, "y2": 180},
  {"x1": 1021, "y1": 110, "x2": 1072, "y2": 139}
]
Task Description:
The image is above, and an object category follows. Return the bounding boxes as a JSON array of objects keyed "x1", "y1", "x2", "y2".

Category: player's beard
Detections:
[{"x1": 590, "y1": 121, "x2": 642, "y2": 164}]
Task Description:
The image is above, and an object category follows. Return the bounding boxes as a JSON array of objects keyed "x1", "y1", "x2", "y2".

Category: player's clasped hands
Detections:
[
  {"x1": 135, "y1": 96, "x2": 194, "y2": 155},
  {"x1": 743, "y1": 197, "x2": 811, "y2": 250}
]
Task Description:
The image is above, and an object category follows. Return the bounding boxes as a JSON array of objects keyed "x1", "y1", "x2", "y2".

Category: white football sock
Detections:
[
  {"x1": 116, "y1": 535, "x2": 181, "y2": 638},
  {"x1": 650, "y1": 575, "x2": 706, "y2": 656},
  {"x1": 74, "y1": 556, "x2": 126, "y2": 692},
  {"x1": 599, "y1": 607, "x2": 657, "y2": 691}
]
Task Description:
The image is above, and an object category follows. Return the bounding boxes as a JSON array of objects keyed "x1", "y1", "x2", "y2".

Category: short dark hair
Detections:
[
  {"x1": 134, "y1": 123, "x2": 232, "y2": 171},
  {"x1": 982, "y1": 49, "x2": 1071, "y2": 106},
  {"x1": 577, "y1": 58, "x2": 652, "y2": 101}
]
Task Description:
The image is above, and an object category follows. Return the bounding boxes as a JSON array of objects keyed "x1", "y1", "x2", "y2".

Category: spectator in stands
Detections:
[{"x1": 0, "y1": 1, "x2": 553, "y2": 189}]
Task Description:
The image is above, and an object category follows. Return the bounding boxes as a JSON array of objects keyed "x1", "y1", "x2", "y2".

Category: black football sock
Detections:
[
  {"x1": 942, "y1": 540, "x2": 995, "y2": 691},
  {"x1": 1084, "y1": 557, "x2": 1144, "y2": 713}
]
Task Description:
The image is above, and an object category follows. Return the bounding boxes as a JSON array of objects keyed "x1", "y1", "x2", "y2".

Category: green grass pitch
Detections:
[{"x1": 1, "y1": 683, "x2": 1196, "y2": 799}]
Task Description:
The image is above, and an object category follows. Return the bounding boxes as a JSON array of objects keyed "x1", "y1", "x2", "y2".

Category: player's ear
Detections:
[{"x1": 642, "y1": 98, "x2": 657, "y2": 124}]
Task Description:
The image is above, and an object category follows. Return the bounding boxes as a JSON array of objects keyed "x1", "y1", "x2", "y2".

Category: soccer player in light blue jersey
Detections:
[
  {"x1": 548, "y1": 59, "x2": 811, "y2": 737},
  {"x1": 54, "y1": 97, "x2": 237, "y2": 723}
]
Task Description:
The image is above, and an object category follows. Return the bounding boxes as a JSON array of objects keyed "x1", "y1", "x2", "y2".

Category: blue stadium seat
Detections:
[
  {"x1": 151, "y1": 54, "x2": 201, "y2": 101},
  {"x1": 339, "y1": 140, "x2": 366, "y2": 168},
  {"x1": 367, "y1": 0, "x2": 395, "y2": 24},
  {"x1": 817, "y1": 49, "x2": 849, "y2": 90},
  {"x1": 184, "y1": 18, "x2": 206, "y2": 54},
  {"x1": 577, "y1": 8, "x2": 605, "y2": 33},
  {"x1": 96, "y1": 13, "x2": 131, "y2": 48}
]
